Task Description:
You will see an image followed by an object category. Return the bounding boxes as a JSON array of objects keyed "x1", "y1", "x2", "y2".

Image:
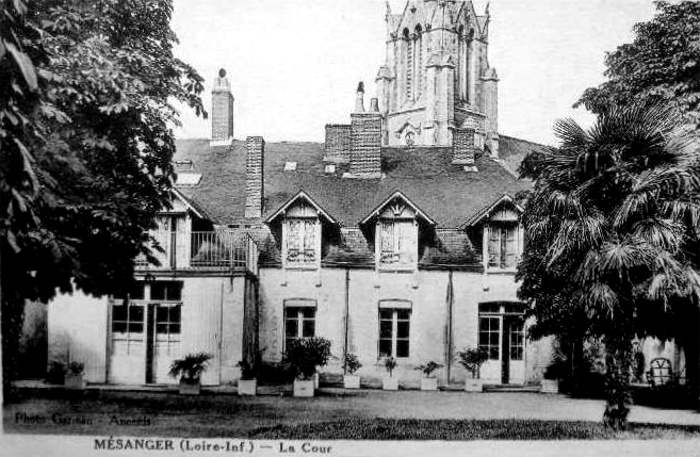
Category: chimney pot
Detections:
[
  {"x1": 211, "y1": 68, "x2": 234, "y2": 145},
  {"x1": 355, "y1": 81, "x2": 365, "y2": 113}
]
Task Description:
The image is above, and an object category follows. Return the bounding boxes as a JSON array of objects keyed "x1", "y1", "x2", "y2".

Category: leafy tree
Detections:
[
  {"x1": 518, "y1": 104, "x2": 700, "y2": 429},
  {"x1": 576, "y1": 1, "x2": 700, "y2": 128},
  {"x1": 0, "y1": 0, "x2": 206, "y2": 398}
]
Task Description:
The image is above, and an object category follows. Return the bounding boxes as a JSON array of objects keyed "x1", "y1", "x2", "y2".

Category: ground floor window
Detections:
[
  {"x1": 379, "y1": 309, "x2": 411, "y2": 358},
  {"x1": 509, "y1": 320, "x2": 524, "y2": 361},
  {"x1": 111, "y1": 281, "x2": 183, "y2": 356},
  {"x1": 479, "y1": 316, "x2": 500, "y2": 360},
  {"x1": 284, "y1": 307, "x2": 316, "y2": 350}
]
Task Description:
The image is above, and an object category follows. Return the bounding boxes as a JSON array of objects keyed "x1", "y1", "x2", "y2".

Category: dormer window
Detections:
[
  {"x1": 378, "y1": 218, "x2": 417, "y2": 269},
  {"x1": 487, "y1": 222, "x2": 518, "y2": 269},
  {"x1": 362, "y1": 192, "x2": 436, "y2": 273},
  {"x1": 472, "y1": 195, "x2": 524, "y2": 272},
  {"x1": 265, "y1": 191, "x2": 338, "y2": 271},
  {"x1": 284, "y1": 217, "x2": 319, "y2": 268}
]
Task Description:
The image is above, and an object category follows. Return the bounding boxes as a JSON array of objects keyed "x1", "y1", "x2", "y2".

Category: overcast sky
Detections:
[{"x1": 171, "y1": 0, "x2": 659, "y2": 146}]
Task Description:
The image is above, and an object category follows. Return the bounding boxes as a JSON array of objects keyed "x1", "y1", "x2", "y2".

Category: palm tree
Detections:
[{"x1": 518, "y1": 104, "x2": 700, "y2": 429}]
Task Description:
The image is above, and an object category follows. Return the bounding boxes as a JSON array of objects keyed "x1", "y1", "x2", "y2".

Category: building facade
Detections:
[{"x1": 45, "y1": 0, "x2": 685, "y2": 389}]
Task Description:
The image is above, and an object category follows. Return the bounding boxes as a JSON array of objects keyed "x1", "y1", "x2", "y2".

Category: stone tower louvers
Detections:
[
  {"x1": 211, "y1": 68, "x2": 234, "y2": 145},
  {"x1": 376, "y1": 0, "x2": 500, "y2": 156}
]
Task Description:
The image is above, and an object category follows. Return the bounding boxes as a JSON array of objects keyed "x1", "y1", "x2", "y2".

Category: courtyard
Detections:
[{"x1": 5, "y1": 387, "x2": 700, "y2": 439}]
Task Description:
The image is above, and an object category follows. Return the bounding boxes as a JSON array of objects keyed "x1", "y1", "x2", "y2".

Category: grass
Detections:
[
  {"x1": 5, "y1": 389, "x2": 700, "y2": 440},
  {"x1": 246, "y1": 418, "x2": 700, "y2": 440}
]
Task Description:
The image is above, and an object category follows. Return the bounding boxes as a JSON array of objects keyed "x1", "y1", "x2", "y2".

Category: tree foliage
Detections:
[
  {"x1": 518, "y1": 104, "x2": 700, "y2": 428},
  {"x1": 576, "y1": 1, "x2": 700, "y2": 128},
  {"x1": 0, "y1": 0, "x2": 206, "y2": 395}
]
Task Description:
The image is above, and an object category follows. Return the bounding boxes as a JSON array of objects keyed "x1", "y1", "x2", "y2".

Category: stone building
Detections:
[{"x1": 45, "y1": 0, "x2": 685, "y2": 389}]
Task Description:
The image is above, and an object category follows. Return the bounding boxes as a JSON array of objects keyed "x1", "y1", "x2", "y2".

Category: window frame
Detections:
[
  {"x1": 282, "y1": 216, "x2": 321, "y2": 270},
  {"x1": 376, "y1": 218, "x2": 418, "y2": 272},
  {"x1": 283, "y1": 305, "x2": 317, "y2": 351},
  {"x1": 378, "y1": 307, "x2": 411, "y2": 359},
  {"x1": 484, "y1": 220, "x2": 522, "y2": 272},
  {"x1": 111, "y1": 281, "x2": 183, "y2": 356}
]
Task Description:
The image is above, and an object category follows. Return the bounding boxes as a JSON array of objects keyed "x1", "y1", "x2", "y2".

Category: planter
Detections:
[
  {"x1": 238, "y1": 379, "x2": 257, "y2": 396},
  {"x1": 541, "y1": 379, "x2": 559, "y2": 394},
  {"x1": 464, "y1": 378, "x2": 484, "y2": 392},
  {"x1": 293, "y1": 379, "x2": 315, "y2": 397},
  {"x1": 179, "y1": 378, "x2": 201, "y2": 395},
  {"x1": 420, "y1": 377, "x2": 438, "y2": 391},
  {"x1": 382, "y1": 376, "x2": 399, "y2": 391},
  {"x1": 343, "y1": 375, "x2": 361, "y2": 389},
  {"x1": 64, "y1": 373, "x2": 85, "y2": 390}
]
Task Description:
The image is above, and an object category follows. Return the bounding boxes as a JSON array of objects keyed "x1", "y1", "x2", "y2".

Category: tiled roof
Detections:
[
  {"x1": 498, "y1": 135, "x2": 547, "y2": 178},
  {"x1": 174, "y1": 138, "x2": 538, "y2": 229}
]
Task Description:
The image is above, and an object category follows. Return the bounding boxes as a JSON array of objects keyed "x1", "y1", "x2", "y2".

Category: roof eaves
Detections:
[
  {"x1": 360, "y1": 190, "x2": 437, "y2": 226},
  {"x1": 264, "y1": 190, "x2": 338, "y2": 225},
  {"x1": 462, "y1": 193, "x2": 523, "y2": 228}
]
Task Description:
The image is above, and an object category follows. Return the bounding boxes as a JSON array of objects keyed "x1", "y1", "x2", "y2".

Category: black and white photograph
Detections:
[{"x1": 2, "y1": 0, "x2": 700, "y2": 455}]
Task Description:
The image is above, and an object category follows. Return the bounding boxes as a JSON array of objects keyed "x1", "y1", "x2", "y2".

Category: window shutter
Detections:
[
  {"x1": 505, "y1": 225, "x2": 517, "y2": 267},
  {"x1": 488, "y1": 225, "x2": 500, "y2": 267}
]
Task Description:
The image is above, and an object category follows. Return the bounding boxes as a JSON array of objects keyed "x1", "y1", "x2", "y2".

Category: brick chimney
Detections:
[
  {"x1": 345, "y1": 112, "x2": 382, "y2": 178},
  {"x1": 211, "y1": 68, "x2": 234, "y2": 146},
  {"x1": 453, "y1": 127, "x2": 478, "y2": 172},
  {"x1": 245, "y1": 136, "x2": 264, "y2": 218}
]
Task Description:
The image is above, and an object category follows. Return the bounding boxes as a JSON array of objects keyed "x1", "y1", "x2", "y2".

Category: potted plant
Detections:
[
  {"x1": 382, "y1": 357, "x2": 399, "y2": 390},
  {"x1": 169, "y1": 352, "x2": 212, "y2": 395},
  {"x1": 416, "y1": 361, "x2": 443, "y2": 391},
  {"x1": 65, "y1": 362, "x2": 85, "y2": 390},
  {"x1": 541, "y1": 355, "x2": 567, "y2": 394},
  {"x1": 343, "y1": 353, "x2": 362, "y2": 389},
  {"x1": 457, "y1": 347, "x2": 489, "y2": 392},
  {"x1": 237, "y1": 360, "x2": 257, "y2": 396},
  {"x1": 46, "y1": 360, "x2": 67, "y2": 385},
  {"x1": 283, "y1": 337, "x2": 331, "y2": 397}
]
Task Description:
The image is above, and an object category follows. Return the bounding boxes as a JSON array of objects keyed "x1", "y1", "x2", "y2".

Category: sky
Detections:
[{"x1": 170, "y1": 0, "x2": 659, "y2": 146}]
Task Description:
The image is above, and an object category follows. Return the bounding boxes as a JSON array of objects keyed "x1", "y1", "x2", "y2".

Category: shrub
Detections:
[
  {"x1": 384, "y1": 357, "x2": 397, "y2": 377},
  {"x1": 169, "y1": 352, "x2": 212, "y2": 381},
  {"x1": 67, "y1": 361, "x2": 84, "y2": 376},
  {"x1": 457, "y1": 347, "x2": 489, "y2": 379},
  {"x1": 343, "y1": 353, "x2": 362, "y2": 376},
  {"x1": 416, "y1": 361, "x2": 443, "y2": 378},
  {"x1": 283, "y1": 337, "x2": 332, "y2": 380},
  {"x1": 237, "y1": 360, "x2": 257, "y2": 380},
  {"x1": 544, "y1": 355, "x2": 568, "y2": 380},
  {"x1": 46, "y1": 361, "x2": 67, "y2": 384}
]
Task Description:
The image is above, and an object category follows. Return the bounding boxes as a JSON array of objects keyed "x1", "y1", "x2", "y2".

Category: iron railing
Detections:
[{"x1": 135, "y1": 230, "x2": 258, "y2": 274}]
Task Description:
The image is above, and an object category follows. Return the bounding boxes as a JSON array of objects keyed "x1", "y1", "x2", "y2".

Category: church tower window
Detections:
[
  {"x1": 414, "y1": 25, "x2": 422, "y2": 99},
  {"x1": 404, "y1": 28, "x2": 412, "y2": 100}
]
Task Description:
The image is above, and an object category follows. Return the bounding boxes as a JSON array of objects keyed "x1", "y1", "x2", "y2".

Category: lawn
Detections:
[{"x1": 4, "y1": 389, "x2": 700, "y2": 440}]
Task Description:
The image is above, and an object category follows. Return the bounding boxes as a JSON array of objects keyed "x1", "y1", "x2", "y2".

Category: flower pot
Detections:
[
  {"x1": 64, "y1": 373, "x2": 85, "y2": 390},
  {"x1": 541, "y1": 379, "x2": 559, "y2": 394},
  {"x1": 464, "y1": 378, "x2": 484, "y2": 392},
  {"x1": 343, "y1": 375, "x2": 360, "y2": 389},
  {"x1": 179, "y1": 378, "x2": 201, "y2": 395},
  {"x1": 238, "y1": 379, "x2": 257, "y2": 396},
  {"x1": 293, "y1": 379, "x2": 315, "y2": 397},
  {"x1": 382, "y1": 376, "x2": 399, "y2": 391},
  {"x1": 420, "y1": 377, "x2": 438, "y2": 391}
]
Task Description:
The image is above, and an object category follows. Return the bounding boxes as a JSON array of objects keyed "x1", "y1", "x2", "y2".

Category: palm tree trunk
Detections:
[{"x1": 603, "y1": 332, "x2": 633, "y2": 429}]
